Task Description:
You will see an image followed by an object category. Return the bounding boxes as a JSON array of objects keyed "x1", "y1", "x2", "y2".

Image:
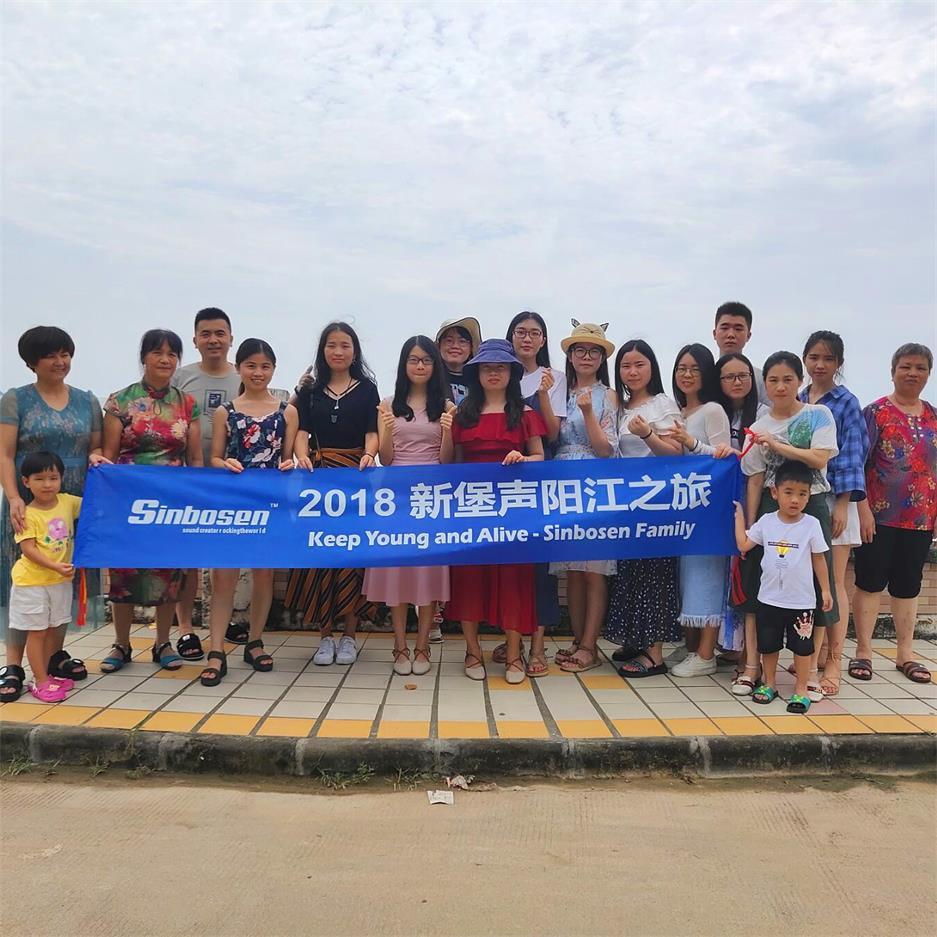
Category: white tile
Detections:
[
  {"x1": 112, "y1": 693, "x2": 174, "y2": 711},
  {"x1": 282, "y1": 685, "x2": 337, "y2": 703},
  {"x1": 325, "y1": 703, "x2": 379, "y2": 720},
  {"x1": 231, "y1": 683, "x2": 287, "y2": 701},
  {"x1": 342, "y1": 673, "x2": 391, "y2": 689},
  {"x1": 269, "y1": 701, "x2": 325, "y2": 718},
  {"x1": 381, "y1": 705, "x2": 432, "y2": 722},
  {"x1": 216, "y1": 698, "x2": 273, "y2": 716},
  {"x1": 333, "y1": 688, "x2": 385, "y2": 705},
  {"x1": 161, "y1": 696, "x2": 219, "y2": 713}
]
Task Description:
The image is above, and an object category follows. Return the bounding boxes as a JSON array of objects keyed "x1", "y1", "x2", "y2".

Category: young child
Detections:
[
  {"x1": 735, "y1": 459, "x2": 833, "y2": 714},
  {"x1": 200, "y1": 339, "x2": 298, "y2": 686},
  {"x1": 10, "y1": 451, "x2": 81, "y2": 703}
]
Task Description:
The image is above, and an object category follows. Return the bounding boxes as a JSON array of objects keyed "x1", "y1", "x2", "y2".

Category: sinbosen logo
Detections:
[{"x1": 128, "y1": 499, "x2": 270, "y2": 528}]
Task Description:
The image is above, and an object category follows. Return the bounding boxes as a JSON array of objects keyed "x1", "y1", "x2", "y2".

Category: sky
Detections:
[{"x1": 2, "y1": 0, "x2": 935, "y2": 406}]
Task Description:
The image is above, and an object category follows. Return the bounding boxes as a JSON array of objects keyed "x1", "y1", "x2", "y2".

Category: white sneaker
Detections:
[
  {"x1": 428, "y1": 628, "x2": 443, "y2": 644},
  {"x1": 671, "y1": 652, "x2": 718, "y2": 678},
  {"x1": 335, "y1": 635, "x2": 358, "y2": 665},
  {"x1": 313, "y1": 636, "x2": 336, "y2": 667},
  {"x1": 664, "y1": 645, "x2": 689, "y2": 667}
]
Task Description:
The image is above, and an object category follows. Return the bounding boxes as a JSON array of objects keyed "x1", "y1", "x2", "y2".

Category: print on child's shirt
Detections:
[
  {"x1": 45, "y1": 517, "x2": 70, "y2": 548},
  {"x1": 767, "y1": 537, "x2": 799, "y2": 591}
]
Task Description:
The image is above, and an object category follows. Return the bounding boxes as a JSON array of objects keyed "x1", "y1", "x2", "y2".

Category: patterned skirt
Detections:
[
  {"x1": 603, "y1": 557, "x2": 681, "y2": 648},
  {"x1": 108, "y1": 568, "x2": 186, "y2": 607},
  {"x1": 284, "y1": 447, "x2": 377, "y2": 628}
]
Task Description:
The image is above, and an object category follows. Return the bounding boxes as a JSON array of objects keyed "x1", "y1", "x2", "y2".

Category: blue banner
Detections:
[{"x1": 74, "y1": 457, "x2": 742, "y2": 569}]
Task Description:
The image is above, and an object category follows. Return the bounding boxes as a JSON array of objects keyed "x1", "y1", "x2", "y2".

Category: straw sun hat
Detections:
[{"x1": 559, "y1": 320, "x2": 615, "y2": 358}]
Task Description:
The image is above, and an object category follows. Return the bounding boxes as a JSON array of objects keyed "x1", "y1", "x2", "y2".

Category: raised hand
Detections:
[{"x1": 576, "y1": 388, "x2": 593, "y2": 413}]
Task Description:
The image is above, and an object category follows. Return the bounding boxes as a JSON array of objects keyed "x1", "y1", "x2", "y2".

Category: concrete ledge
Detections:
[{"x1": 3, "y1": 724, "x2": 935, "y2": 780}]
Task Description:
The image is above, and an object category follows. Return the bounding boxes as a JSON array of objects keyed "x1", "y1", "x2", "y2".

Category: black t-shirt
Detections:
[
  {"x1": 445, "y1": 368, "x2": 468, "y2": 405},
  {"x1": 296, "y1": 380, "x2": 379, "y2": 449}
]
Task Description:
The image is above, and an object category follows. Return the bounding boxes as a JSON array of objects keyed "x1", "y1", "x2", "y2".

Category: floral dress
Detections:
[
  {"x1": 0, "y1": 385, "x2": 103, "y2": 631},
  {"x1": 105, "y1": 382, "x2": 199, "y2": 605},
  {"x1": 223, "y1": 401, "x2": 286, "y2": 468}
]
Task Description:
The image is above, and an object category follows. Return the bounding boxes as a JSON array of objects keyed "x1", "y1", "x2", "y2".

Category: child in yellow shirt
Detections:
[{"x1": 10, "y1": 452, "x2": 81, "y2": 703}]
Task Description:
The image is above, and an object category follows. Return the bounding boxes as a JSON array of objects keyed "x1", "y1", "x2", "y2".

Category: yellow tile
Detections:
[
  {"x1": 761, "y1": 716, "x2": 823, "y2": 735},
  {"x1": 86, "y1": 709, "x2": 147, "y2": 729},
  {"x1": 581, "y1": 675, "x2": 632, "y2": 691},
  {"x1": 556, "y1": 719, "x2": 611, "y2": 738},
  {"x1": 0, "y1": 702, "x2": 51, "y2": 723},
  {"x1": 140, "y1": 711, "x2": 203, "y2": 733},
  {"x1": 663, "y1": 718, "x2": 723, "y2": 737},
  {"x1": 611, "y1": 718, "x2": 669, "y2": 737},
  {"x1": 316, "y1": 719, "x2": 373, "y2": 738},
  {"x1": 495, "y1": 720, "x2": 549, "y2": 739},
  {"x1": 905, "y1": 714, "x2": 937, "y2": 733},
  {"x1": 437, "y1": 721, "x2": 490, "y2": 739},
  {"x1": 712, "y1": 716, "x2": 774, "y2": 736},
  {"x1": 377, "y1": 721, "x2": 431, "y2": 739},
  {"x1": 874, "y1": 647, "x2": 897, "y2": 658},
  {"x1": 808, "y1": 714, "x2": 874, "y2": 734},
  {"x1": 544, "y1": 664, "x2": 576, "y2": 677},
  {"x1": 198, "y1": 714, "x2": 260, "y2": 735},
  {"x1": 129, "y1": 637, "x2": 153, "y2": 650},
  {"x1": 151, "y1": 664, "x2": 203, "y2": 681},
  {"x1": 857, "y1": 715, "x2": 924, "y2": 734},
  {"x1": 486, "y1": 677, "x2": 535, "y2": 691},
  {"x1": 31, "y1": 705, "x2": 100, "y2": 726},
  {"x1": 257, "y1": 717, "x2": 316, "y2": 738}
]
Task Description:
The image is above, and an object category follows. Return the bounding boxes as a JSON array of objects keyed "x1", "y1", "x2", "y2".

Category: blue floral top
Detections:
[{"x1": 224, "y1": 401, "x2": 286, "y2": 468}]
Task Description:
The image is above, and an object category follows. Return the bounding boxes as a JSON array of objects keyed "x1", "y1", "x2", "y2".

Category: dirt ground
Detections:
[{"x1": 1, "y1": 772, "x2": 935, "y2": 937}]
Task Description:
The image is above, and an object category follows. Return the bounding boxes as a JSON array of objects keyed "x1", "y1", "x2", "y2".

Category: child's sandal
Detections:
[
  {"x1": 752, "y1": 684, "x2": 778, "y2": 704},
  {"x1": 48, "y1": 650, "x2": 88, "y2": 681},
  {"x1": 786, "y1": 693, "x2": 811, "y2": 714},
  {"x1": 0, "y1": 665, "x2": 26, "y2": 703}
]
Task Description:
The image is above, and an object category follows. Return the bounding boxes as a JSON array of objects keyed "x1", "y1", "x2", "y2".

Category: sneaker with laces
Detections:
[
  {"x1": 428, "y1": 628, "x2": 443, "y2": 644},
  {"x1": 335, "y1": 635, "x2": 358, "y2": 665},
  {"x1": 671, "y1": 652, "x2": 717, "y2": 678},
  {"x1": 313, "y1": 636, "x2": 336, "y2": 667}
]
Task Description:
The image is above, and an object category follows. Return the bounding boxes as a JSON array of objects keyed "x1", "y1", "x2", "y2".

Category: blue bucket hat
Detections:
[{"x1": 463, "y1": 338, "x2": 524, "y2": 381}]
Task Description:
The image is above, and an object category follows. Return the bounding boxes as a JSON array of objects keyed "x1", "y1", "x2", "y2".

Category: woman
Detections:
[
  {"x1": 737, "y1": 351, "x2": 839, "y2": 699},
  {"x1": 435, "y1": 317, "x2": 482, "y2": 405},
  {"x1": 0, "y1": 327, "x2": 107, "y2": 703},
  {"x1": 363, "y1": 337, "x2": 454, "y2": 675},
  {"x1": 549, "y1": 322, "x2": 616, "y2": 673},
  {"x1": 491, "y1": 311, "x2": 566, "y2": 675},
  {"x1": 799, "y1": 331, "x2": 869, "y2": 696},
  {"x1": 667, "y1": 344, "x2": 732, "y2": 678},
  {"x1": 606, "y1": 339, "x2": 683, "y2": 678},
  {"x1": 851, "y1": 343, "x2": 935, "y2": 685},
  {"x1": 99, "y1": 329, "x2": 203, "y2": 674},
  {"x1": 287, "y1": 322, "x2": 380, "y2": 665},
  {"x1": 447, "y1": 339, "x2": 546, "y2": 684}
]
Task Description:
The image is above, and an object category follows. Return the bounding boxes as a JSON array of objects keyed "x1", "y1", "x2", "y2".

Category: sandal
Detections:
[
  {"x1": 392, "y1": 645, "x2": 412, "y2": 676},
  {"x1": 0, "y1": 665, "x2": 26, "y2": 703},
  {"x1": 464, "y1": 653, "x2": 486, "y2": 681},
  {"x1": 200, "y1": 651, "x2": 227, "y2": 687},
  {"x1": 617, "y1": 651, "x2": 667, "y2": 679},
  {"x1": 412, "y1": 646, "x2": 431, "y2": 676},
  {"x1": 491, "y1": 642, "x2": 508, "y2": 664},
  {"x1": 225, "y1": 621, "x2": 250, "y2": 645},
  {"x1": 526, "y1": 652, "x2": 550, "y2": 677},
  {"x1": 896, "y1": 660, "x2": 932, "y2": 684},
  {"x1": 820, "y1": 670, "x2": 840, "y2": 697},
  {"x1": 505, "y1": 657, "x2": 527, "y2": 685},
  {"x1": 847, "y1": 658, "x2": 873, "y2": 681},
  {"x1": 151, "y1": 641, "x2": 184, "y2": 671},
  {"x1": 611, "y1": 645, "x2": 642, "y2": 662},
  {"x1": 244, "y1": 639, "x2": 274, "y2": 672},
  {"x1": 786, "y1": 693, "x2": 811, "y2": 714},
  {"x1": 560, "y1": 646, "x2": 602, "y2": 673},
  {"x1": 176, "y1": 632, "x2": 205, "y2": 661},
  {"x1": 48, "y1": 650, "x2": 88, "y2": 681},
  {"x1": 806, "y1": 672, "x2": 824, "y2": 703},
  {"x1": 100, "y1": 643, "x2": 132, "y2": 674},
  {"x1": 731, "y1": 665, "x2": 760, "y2": 697},
  {"x1": 29, "y1": 677, "x2": 69, "y2": 703},
  {"x1": 554, "y1": 641, "x2": 580, "y2": 663},
  {"x1": 752, "y1": 684, "x2": 778, "y2": 704}
]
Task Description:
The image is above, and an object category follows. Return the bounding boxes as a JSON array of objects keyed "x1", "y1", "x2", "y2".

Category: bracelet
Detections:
[
  {"x1": 640, "y1": 430, "x2": 653, "y2": 440},
  {"x1": 691, "y1": 438, "x2": 701, "y2": 453},
  {"x1": 362, "y1": 452, "x2": 375, "y2": 461}
]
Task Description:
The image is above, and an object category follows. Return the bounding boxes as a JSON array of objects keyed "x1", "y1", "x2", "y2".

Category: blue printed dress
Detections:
[{"x1": 223, "y1": 401, "x2": 286, "y2": 468}]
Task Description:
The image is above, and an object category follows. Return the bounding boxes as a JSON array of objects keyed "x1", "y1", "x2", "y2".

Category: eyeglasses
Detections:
[
  {"x1": 571, "y1": 346, "x2": 603, "y2": 360},
  {"x1": 720, "y1": 372, "x2": 752, "y2": 384},
  {"x1": 406, "y1": 356, "x2": 434, "y2": 367},
  {"x1": 441, "y1": 335, "x2": 470, "y2": 345},
  {"x1": 675, "y1": 366, "x2": 701, "y2": 376},
  {"x1": 513, "y1": 328, "x2": 543, "y2": 340}
]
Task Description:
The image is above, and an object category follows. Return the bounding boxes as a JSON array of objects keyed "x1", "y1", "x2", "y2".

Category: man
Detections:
[
  {"x1": 435, "y1": 316, "x2": 482, "y2": 405},
  {"x1": 172, "y1": 308, "x2": 245, "y2": 649},
  {"x1": 712, "y1": 301, "x2": 768, "y2": 403}
]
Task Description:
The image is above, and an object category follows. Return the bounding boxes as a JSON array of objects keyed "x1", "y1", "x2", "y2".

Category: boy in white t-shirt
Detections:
[{"x1": 735, "y1": 460, "x2": 833, "y2": 714}]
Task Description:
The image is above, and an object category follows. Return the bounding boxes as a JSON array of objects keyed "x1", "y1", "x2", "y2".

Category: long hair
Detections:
[
  {"x1": 715, "y1": 352, "x2": 759, "y2": 436},
  {"x1": 234, "y1": 338, "x2": 276, "y2": 396},
  {"x1": 506, "y1": 311, "x2": 551, "y2": 369},
  {"x1": 565, "y1": 348, "x2": 610, "y2": 391},
  {"x1": 309, "y1": 321, "x2": 375, "y2": 394},
  {"x1": 613, "y1": 339, "x2": 664, "y2": 406},
  {"x1": 671, "y1": 343, "x2": 718, "y2": 408},
  {"x1": 456, "y1": 367, "x2": 525, "y2": 430},
  {"x1": 392, "y1": 336, "x2": 450, "y2": 423}
]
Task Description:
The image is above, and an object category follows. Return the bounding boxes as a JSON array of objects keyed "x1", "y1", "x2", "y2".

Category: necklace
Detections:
[{"x1": 326, "y1": 380, "x2": 357, "y2": 423}]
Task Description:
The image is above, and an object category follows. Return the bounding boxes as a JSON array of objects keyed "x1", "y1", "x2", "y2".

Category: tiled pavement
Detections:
[{"x1": 2, "y1": 628, "x2": 936, "y2": 739}]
